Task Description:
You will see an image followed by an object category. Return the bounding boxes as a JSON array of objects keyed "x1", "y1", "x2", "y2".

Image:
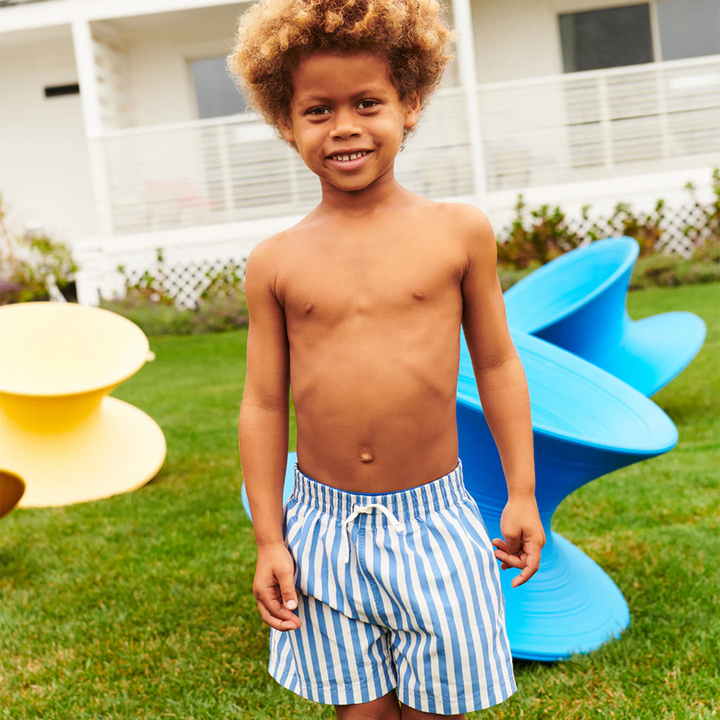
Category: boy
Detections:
[{"x1": 232, "y1": 0, "x2": 545, "y2": 717}]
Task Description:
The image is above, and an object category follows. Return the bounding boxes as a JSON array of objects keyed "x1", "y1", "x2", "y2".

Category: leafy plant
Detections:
[
  {"x1": 498, "y1": 166, "x2": 720, "y2": 269},
  {"x1": 116, "y1": 248, "x2": 175, "y2": 307},
  {"x1": 0, "y1": 192, "x2": 79, "y2": 304},
  {"x1": 607, "y1": 199, "x2": 665, "y2": 257},
  {"x1": 497, "y1": 195, "x2": 588, "y2": 268},
  {"x1": 107, "y1": 250, "x2": 248, "y2": 335}
]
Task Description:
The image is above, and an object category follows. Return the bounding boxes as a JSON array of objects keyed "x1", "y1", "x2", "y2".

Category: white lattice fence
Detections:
[
  {"x1": 117, "y1": 257, "x2": 248, "y2": 309},
  {"x1": 113, "y1": 199, "x2": 716, "y2": 308},
  {"x1": 653, "y1": 201, "x2": 718, "y2": 254},
  {"x1": 495, "y1": 196, "x2": 718, "y2": 258}
]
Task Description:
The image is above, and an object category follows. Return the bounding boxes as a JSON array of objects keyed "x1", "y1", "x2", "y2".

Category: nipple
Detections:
[
  {"x1": 412, "y1": 289, "x2": 425, "y2": 301},
  {"x1": 304, "y1": 302, "x2": 314, "y2": 313}
]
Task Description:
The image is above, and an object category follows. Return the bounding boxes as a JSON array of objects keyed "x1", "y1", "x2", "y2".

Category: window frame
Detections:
[
  {"x1": 554, "y1": 1, "x2": 664, "y2": 74},
  {"x1": 184, "y1": 47, "x2": 249, "y2": 121}
]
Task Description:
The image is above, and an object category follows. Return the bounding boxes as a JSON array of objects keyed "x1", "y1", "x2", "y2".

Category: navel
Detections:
[
  {"x1": 304, "y1": 301, "x2": 314, "y2": 313},
  {"x1": 359, "y1": 447, "x2": 374, "y2": 463},
  {"x1": 412, "y1": 289, "x2": 426, "y2": 301}
]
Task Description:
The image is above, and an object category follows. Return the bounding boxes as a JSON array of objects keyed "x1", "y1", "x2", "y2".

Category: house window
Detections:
[
  {"x1": 44, "y1": 84, "x2": 80, "y2": 98},
  {"x1": 559, "y1": 4, "x2": 654, "y2": 73},
  {"x1": 657, "y1": 0, "x2": 720, "y2": 61},
  {"x1": 190, "y1": 56, "x2": 248, "y2": 119}
]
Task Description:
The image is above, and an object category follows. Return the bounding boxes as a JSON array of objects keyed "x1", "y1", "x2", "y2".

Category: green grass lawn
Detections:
[{"x1": 1, "y1": 283, "x2": 718, "y2": 719}]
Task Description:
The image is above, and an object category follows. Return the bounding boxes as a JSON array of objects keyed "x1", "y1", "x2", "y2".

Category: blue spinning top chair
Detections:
[
  {"x1": 502, "y1": 236, "x2": 706, "y2": 396},
  {"x1": 458, "y1": 329, "x2": 678, "y2": 660}
]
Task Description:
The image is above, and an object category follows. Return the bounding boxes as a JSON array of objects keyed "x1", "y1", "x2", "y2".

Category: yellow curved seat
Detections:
[
  {"x1": 0, "y1": 302, "x2": 166, "y2": 508},
  {"x1": 0, "y1": 469, "x2": 25, "y2": 519}
]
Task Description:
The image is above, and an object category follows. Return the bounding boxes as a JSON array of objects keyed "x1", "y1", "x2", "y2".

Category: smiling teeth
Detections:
[{"x1": 331, "y1": 151, "x2": 369, "y2": 162}]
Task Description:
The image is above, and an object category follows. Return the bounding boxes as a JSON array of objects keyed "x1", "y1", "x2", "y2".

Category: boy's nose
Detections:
[{"x1": 331, "y1": 111, "x2": 362, "y2": 138}]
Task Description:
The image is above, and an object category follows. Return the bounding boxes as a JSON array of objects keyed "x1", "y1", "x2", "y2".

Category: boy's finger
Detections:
[
  {"x1": 511, "y1": 563, "x2": 539, "y2": 588},
  {"x1": 520, "y1": 543, "x2": 542, "y2": 573},
  {"x1": 492, "y1": 538, "x2": 508, "y2": 552},
  {"x1": 258, "y1": 589, "x2": 299, "y2": 622},
  {"x1": 257, "y1": 601, "x2": 301, "y2": 630},
  {"x1": 510, "y1": 547, "x2": 542, "y2": 588},
  {"x1": 503, "y1": 532, "x2": 522, "y2": 555},
  {"x1": 278, "y1": 578, "x2": 298, "y2": 611},
  {"x1": 493, "y1": 549, "x2": 525, "y2": 569}
]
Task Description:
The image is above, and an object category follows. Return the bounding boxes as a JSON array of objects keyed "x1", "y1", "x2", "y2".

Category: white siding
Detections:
[
  {"x1": 471, "y1": 0, "x2": 558, "y2": 82},
  {"x1": 471, "y1": 0, "x2": 663, "y2": 83},
  {"x1": 0, "y1": 26, "x2": 97, "y2": 241},
  {"x1": 117, "y1": 5, "x2": 241, "y2": 127}
]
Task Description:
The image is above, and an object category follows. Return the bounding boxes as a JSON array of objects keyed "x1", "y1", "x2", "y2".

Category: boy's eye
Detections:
[{"x1": 306, "y1": 100, "x2": 379, "y2": 115}]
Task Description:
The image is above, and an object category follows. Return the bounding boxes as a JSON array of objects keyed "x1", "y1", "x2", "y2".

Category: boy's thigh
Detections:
[
  {"x1": 269, "y1": 590, "x2": 399, "y2": 706},
  {"x1": 335, "y1": 689, "x2": 401, "y2": 720}
]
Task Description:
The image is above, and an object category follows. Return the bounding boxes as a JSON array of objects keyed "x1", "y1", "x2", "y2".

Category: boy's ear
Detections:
[
  {"x1": 279, "y1": 116, "x2": 296, "y2": 144},
  {"x1": 404, "y1": 91, "x2": 421, "y2": 129}
]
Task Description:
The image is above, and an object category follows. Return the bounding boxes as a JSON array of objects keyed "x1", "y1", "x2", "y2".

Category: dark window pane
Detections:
[
  {"x1": 190, "y1": 56, "x2": 248, "y2": 119},
  {"x1": 657, "y1": 0, "x2": 720, "y2": 61},
  {"x1": 44, "y1": 84, "x2": 80, "y2": 98},
  {"x1": 559, "y1": 4, "x2": 654, "y2": 73}
]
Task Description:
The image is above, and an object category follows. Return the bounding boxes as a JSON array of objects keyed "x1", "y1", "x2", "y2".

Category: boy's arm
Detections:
[
  {"x1": 456, "y1": 204, "x2": 545, "y2": 589},
  {"x1": 239, "y1": 237, "x2": 301, "y2": 630},
  {"x1": 238, "y1": 237, "x2": 290, "y2": 548}
]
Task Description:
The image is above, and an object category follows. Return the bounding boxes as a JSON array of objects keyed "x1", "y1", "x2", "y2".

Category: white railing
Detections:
[
  {"x1": 0, "y1": 1, "x2": 48, "y2": 6},
  {"x1": 94, "y1": 54, "x2": 720, "y2": 235},
  {"x1": 94, "y1": 87, "x2": 473, "y2": 235},
  {"x1": 478, "y1": 54, "x2": 720, "y2": 191}
]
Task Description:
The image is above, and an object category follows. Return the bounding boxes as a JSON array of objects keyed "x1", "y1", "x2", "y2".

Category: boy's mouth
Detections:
[{"x1": 326, "y1": 150, "x2": 373, "y2": 169}]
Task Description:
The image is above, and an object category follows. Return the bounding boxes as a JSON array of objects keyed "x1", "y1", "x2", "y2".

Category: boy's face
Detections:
[{"x1": 280, "y1": 51, "x2": 421, "y2": 193}]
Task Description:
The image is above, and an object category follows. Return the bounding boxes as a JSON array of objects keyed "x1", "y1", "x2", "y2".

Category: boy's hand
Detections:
[
  {"x1": 254, "y1": 541, "x2": 302, "y2": 631},
  {"x1": 492, "y1": 496, "x2": 546, "y2": 588}
]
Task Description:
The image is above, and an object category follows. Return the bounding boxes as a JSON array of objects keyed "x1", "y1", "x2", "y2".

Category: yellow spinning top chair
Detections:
[
  {"x1": 0, "y1": 302, "x2": 166, "y2": 507},
  {"x1": 0, "y1": 469, "x2": 25, "y2": 518}
]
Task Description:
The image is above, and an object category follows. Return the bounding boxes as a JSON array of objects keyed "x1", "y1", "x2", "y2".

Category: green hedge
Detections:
[{"x1": 498, "y1": 243, "x2": 719, "y2": 293}]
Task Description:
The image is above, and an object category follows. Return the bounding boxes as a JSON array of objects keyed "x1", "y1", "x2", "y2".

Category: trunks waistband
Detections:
[{"x1": 290, "y1": 457, "x2": 469, "y2": 525}]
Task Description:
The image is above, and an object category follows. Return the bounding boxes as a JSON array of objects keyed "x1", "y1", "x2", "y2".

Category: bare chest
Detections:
[{"x1": 278, "y1": 235, "x2": 464, "y2": 329}]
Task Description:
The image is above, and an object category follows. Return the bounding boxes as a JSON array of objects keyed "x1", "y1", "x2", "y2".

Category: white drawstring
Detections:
[{"x1": 341, "y1": 503, "x2": 405, "y2": 564}]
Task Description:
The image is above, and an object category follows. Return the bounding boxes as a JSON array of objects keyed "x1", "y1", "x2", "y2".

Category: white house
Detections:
[{"x1": 0, "y1": 0, "x2": 718, "y2": 304}]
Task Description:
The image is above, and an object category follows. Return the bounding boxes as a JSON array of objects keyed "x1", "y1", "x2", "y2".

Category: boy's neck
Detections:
[{"x1": 315, "y1": 167, "x2": 412, "y2": 220}]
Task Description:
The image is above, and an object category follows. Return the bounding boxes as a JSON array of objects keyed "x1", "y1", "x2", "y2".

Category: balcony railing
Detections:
[
  {"x1": 479, "y1": 54, "x2": 720, "y2": 191},
  {"x1": 0, "y1": 0, "x2": 50, "y2": 7},
  {"x1": 95, "y1": 87, "x2": 474, "y2": 234},
  {"x1": 94, "y1": 54, "x2": 720, "y2": 235}
]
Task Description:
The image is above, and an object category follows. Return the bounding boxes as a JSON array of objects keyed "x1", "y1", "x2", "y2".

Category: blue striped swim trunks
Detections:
[{"x1": 268, "y1": 457, "x2": 517, "y2": 715}]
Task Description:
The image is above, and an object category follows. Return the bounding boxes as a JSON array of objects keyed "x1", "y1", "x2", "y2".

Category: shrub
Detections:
[
  {"x1": 497, "y1": 196, "x2": 586, "y2": 269},
  {"x1": 103, "y1": 251, "x2": 248, "y2": 336},
  {"x1": 0, "y1": 192, "x2": 79, "y2": 304},
  {"x1": 498, "y1": 167, "x2": 720, "y2": 269}
]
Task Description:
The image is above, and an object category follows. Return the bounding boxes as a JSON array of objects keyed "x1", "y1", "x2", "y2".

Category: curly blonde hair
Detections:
[{"x1": 227, "y1": 0, "x2": 456, "y2": 150}]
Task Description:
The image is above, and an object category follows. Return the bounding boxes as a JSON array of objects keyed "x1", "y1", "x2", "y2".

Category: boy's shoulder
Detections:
[
  {"x1": 402, "y1": 199, "x2": 494, "y2": 240},
  {"x1": 442, "y1": 201, "x2": 493, "y2": 234},
  {"x1": 248, "y1": 200, "x2": 493, "y2": 262}
]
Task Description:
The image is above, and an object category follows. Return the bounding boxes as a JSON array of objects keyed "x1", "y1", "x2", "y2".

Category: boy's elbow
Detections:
[{"x1": 240, "y1": 391, "x2": 289, "y2": 415}]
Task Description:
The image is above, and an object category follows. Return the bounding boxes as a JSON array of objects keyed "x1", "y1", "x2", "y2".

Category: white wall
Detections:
[
  {"x1": 112, "y1": 5, "x2": 242, "y2": 127},
  {"x1": 470, "y1": 0, "x2": 662, "y2": 83},
  {"x1": 0, "y1": 26, "x2": 97, "y2": 242}
]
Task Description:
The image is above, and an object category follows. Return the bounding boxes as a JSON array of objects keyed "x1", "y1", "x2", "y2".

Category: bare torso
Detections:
[{"x1": 274, "y1": 198, "x2": 467, "y2": 493}]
